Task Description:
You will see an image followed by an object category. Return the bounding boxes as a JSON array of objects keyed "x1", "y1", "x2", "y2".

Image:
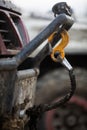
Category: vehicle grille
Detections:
[{"x1": 0, "y1": 11, "x2": 21, "y2": 50}]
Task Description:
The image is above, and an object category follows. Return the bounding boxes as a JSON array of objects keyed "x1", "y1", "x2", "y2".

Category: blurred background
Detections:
[{"x1": 11, "y1": 0, "x2": 87, "y2": 53}]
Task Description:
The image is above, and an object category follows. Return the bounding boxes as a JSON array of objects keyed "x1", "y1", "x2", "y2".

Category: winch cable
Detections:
[
  {"x1": 42, "y1": 29, "x2": 76, "y2": 111},
  {"x1": 42, "y1": 68, "x2": 76, "y2": 111},
  {"x1": 26, "y1": 66, "x2": 76, "y2": 112},
  {"x1": 26, "y1": 65, "x2": 76, "y2": 130},
  {"x1": 26, "y1": 31, "x2": 76, "y2": 130}
]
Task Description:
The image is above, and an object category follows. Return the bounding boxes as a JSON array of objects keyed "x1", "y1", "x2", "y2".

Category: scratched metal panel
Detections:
[
  {"x1": 0, "y1": 68, "x2": 39, "y2": 117},
  {"x1": 13, "y1": 69, "x2": 39, "y2": 113}
]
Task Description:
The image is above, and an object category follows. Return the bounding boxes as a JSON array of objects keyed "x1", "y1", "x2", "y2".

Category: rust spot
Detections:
[
  {"x1": 2, "y1": 116, "x2": 24, "y2": 130},
  {"x1": 24, "y1": 98, "x2": 30, "y2": 105}
]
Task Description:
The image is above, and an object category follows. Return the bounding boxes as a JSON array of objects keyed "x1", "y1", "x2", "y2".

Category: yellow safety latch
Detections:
[{"x1": 48, "y1": 30, "x2": 69, "y2": 62}]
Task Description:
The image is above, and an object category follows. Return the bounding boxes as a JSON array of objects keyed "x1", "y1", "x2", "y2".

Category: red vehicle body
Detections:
[{"x1": 0, "y1": 3, "x2": 29, "y2": 55}]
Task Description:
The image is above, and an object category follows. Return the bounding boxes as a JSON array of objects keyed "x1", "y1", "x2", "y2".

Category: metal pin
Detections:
[{"x1": 61, "y1": 57, "x2": 73, "y2": 71}]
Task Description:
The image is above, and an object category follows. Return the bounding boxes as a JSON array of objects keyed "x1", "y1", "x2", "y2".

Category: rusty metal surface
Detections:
[
  {"x1": 17, "y1": 68, "x2": 39, "y2": 80},
  {"x1": 2, "y1": 117, "x2": 25, "y2": 130},
  {"x1": 0, "y1": 69, "x2": 16, "y2": 115},
  {"x1": 14, "y1": 69, "x2": 39, "y2": 109},
  {"x1": 0, "y1": 68, "x2": 39, "y2": 130}
]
